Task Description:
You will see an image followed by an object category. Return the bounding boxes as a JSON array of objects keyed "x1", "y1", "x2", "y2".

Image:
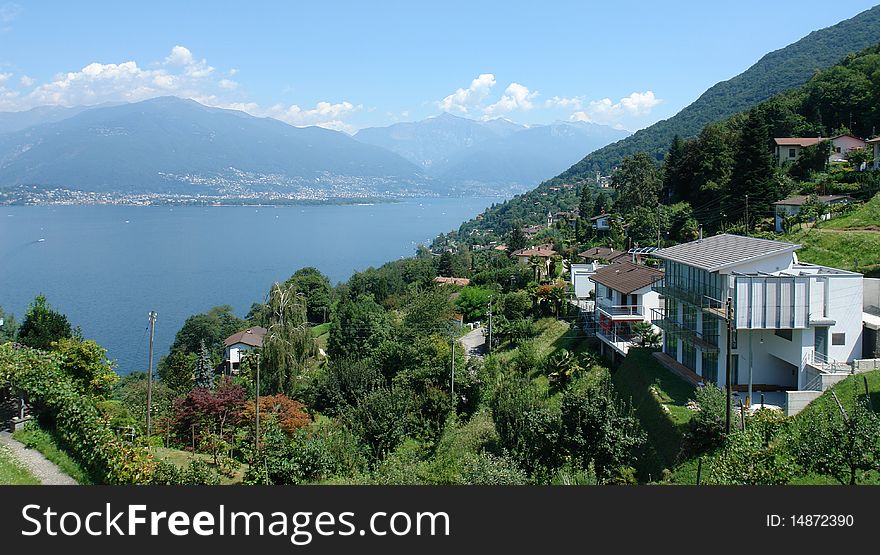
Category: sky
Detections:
[{"x1": 0, "y1": 0, "x2": 878, "y2": 134}]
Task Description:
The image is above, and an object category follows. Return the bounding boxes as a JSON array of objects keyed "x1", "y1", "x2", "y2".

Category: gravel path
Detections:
[
  {"x1": 460, "y1": 327, "x2": 486, "y2": 358},
  {"x1": 0, "y1": 430, "x2": 78, "y2": 485}
]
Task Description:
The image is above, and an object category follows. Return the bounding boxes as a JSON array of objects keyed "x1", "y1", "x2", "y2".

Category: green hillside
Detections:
[
  {"x1": 783, "y1": 193, "x2": 880, "y2": 277},
  {"x1": 452, "y1": 6, "x2": 880, "y2": 241},
  {"x1": 561, "y1": 4, "x2": 880, "y2": 176}
]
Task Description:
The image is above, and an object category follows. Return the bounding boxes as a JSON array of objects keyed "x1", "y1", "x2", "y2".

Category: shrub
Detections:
[{"x1": 684, "y1": 383, "x2": 727, "y2": 454}]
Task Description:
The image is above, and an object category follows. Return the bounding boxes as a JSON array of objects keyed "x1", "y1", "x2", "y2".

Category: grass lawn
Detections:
[
  {"x1": 0, "y1": 443, "x2": 40, "y2": 485},
  {"x1": 611, "y1": 348, "x2": 696, "y2": 479},
  {"x1": 13, "y1": 423, "x2": 92, "y2": 484},
  {"x1": 781, "y1": 193, "x2": 880, "y2": 277},
  {"x1": 150, "y1": 446, "x2": 248, "y2": 485}
]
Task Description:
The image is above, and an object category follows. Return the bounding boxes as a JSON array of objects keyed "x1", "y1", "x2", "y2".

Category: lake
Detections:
[{"x1": 0, "y1": 197, "x2": 502, "y2": 373}]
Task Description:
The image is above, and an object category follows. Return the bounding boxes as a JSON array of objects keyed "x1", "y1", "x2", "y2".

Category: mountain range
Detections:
[
  {"x1": 0, "y1": 99, "x2": 627, "y2": 199},
  {"x1": 355, "y1": 114, "x2": 629, "y2": 191}
]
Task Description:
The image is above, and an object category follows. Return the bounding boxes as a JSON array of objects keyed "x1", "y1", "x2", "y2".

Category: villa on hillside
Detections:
[
  {"x1": 589, "y1": 261, "x2": 664, "y2": 361},
  {"x1": 590, "y1": 213, "x2": 614, "y2": 232},
  {"x1": 650, "y1": 234, "x2": 867, "y2": 415},
  {"x1": 223, "y1": 326, "x2": 267, "y2": 374},
  {"x1": 512, "y1": 244, "x2": 557, "y2": 279},
  {"x1": 772, "y1": 194, "x2": 852, "y2": 232},
  {"x1": 774, "y1": 134, "x2": 868, "y2": 166}
]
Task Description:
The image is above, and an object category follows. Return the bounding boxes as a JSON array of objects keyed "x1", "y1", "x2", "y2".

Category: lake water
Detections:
[{"x1": 0, "y1": 197, "x2": 501, "y2": 373}]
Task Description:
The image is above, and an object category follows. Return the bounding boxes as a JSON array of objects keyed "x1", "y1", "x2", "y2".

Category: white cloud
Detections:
[
  {"x1": 165, "y1": 45, "x2": 194, "y2": 66},
  {"x1": 438, "y1": 73, "x2": 496, "y2": 114},
  {"x1": 19, "y1": 74, "x2": 33, "y2": 87},
  {"x1": 229, "y1": 68, "x2": 239, "y2": 76},
  {"x1": 483, "y1": 82, "x2": 537, "y2": 116},
  {"x1": 213, "y1": 99, "x2": 362, "y2": 134},
  {"x1": 0, "y1": 71, "x2": 11, "y2": 83},
  {"x1": 218, "y1": 79, "x2": 238, "y2": 90},
  {"x1": 0, "y1": 2, "x2": 21, "y2": 31},
  {"x1": 572, "y1": 90, "x2": 661, "y2": 125},
  {"x1": 545, "y1": 95, "x2": 584, "y2": 110}
]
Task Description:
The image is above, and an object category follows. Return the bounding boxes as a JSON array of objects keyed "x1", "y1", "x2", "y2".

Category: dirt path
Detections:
[{"x1": 0, "y1": 430, "x2": 78, "y2": 485}]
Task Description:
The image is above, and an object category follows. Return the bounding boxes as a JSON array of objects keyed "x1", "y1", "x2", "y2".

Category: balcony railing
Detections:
[
  {"x1": 596, "y1": 299, "x2": 645, "y2": 319},
  {"x1": 651, "y1": 307, "x2": 720, "y2": 352}
]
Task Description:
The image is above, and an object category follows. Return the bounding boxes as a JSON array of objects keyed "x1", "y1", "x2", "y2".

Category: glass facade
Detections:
[
  {"x1": 660, "y1": 261, "x2": 726, "y2": 305},
  {"x1": 702, "y1": 352, "x2": 718, "y2": 383}
]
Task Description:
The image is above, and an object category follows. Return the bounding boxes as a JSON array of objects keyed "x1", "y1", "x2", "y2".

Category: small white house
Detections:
[
  {"x1": 571, "y1": 262, "x2": 602, "y2": 303},
  {"x1": 774, "y1": 135, "x2": 867, "y2": 166},
  {"x1": 590, "y1": 214, "x2": 613, "y2": 231},
  {"x1": 223, "y1": 326, "x2": 267, "y2": 374},
  {"x1": 589, "y1": 261, "x2": 664, "y2": 360},
  {"x1": 772, "y1": 194, "x2": 852, "y2": 232}
]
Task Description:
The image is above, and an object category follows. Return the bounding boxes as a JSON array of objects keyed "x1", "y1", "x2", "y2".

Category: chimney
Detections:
[{"x1": 699, "y1": 225, "x2": 703, "y2": 241}]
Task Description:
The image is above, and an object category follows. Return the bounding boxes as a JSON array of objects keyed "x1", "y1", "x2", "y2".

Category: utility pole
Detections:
[
  {"x1": 255, "y1": 352, "x2": 261, "y2": 458},
  {"x1": 450, "y1": 334, "x2": 456, "y2": 398},
  {"x1": 657, "y1": 203, "x2": 662, "y2": 247},
  {"x1": 487, "y1": 298, "x2": 493, "y2": 353},
  {"x1": 725, "y1": 298, "x2": 734, "y2": 434},
  {"x1": 146, "y1": 310, "x2": 157, "y2": 441},
  {"x1": 744, "y1": 195, "x2": 749, "y2": 235}
]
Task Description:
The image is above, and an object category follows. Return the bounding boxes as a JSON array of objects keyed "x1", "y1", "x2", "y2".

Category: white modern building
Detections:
[
  {"x1": 651, "y1": 234, "x2": 864, "y2": 414},
  {"x1": 223, "y1": 326, "x2": 267, "y2": 374},
  {"x1": 589, "y1": 260, "x2": 664, "y2": 360}
]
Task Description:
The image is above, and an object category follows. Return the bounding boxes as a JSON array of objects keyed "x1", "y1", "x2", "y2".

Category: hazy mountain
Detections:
[
  {"x1": 0, "y1": 104, "x2": 120, "y2": 135},
  {"x1": 439, "y1": 120, "x2": 630, "y2": 189},
  {"x1": 355, "y1": 114, "x2": 628, "y2": 189},
  {"x1": 354, "y1": 112, "x2": 511, "y2": 171},
  {"x1": 559, "y1": 3, "x2": 880, "y2": 177},
  {"x1": 0, "y1": 97, "x2": 428, "y2": 195}
]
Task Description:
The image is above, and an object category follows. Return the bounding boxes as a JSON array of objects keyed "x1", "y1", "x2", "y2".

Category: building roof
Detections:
[
  {"x1": 590, "y1": 213, "x2": 612, "y2": 221},
  {"x1": 653, "y1": 234, "x2": 800, "y2": 272},
  {"x1": 578, "y1": 246, "x2": 629, "y2": 262},
  {"x1": 589, "y1": 261, "x2": 664, "y2": 295},
  {"x1": 867, "y1": 137, "x2": 880, "y2": 144},
  {"x1": 512, "y1": 245, "x2": 557, "y2": 258},
  {"x1": 224, "y1": 326, "x2": 267, "y2": 348},
  {"x1": 433, "y1": 276, "x2": 471, "y2": 286},
  {"x1": 774, "y1": 137, "x2": 823, "y2": 147},
  {"x1": 772, "y1": 194, "x2": 852, "y2": 206}
]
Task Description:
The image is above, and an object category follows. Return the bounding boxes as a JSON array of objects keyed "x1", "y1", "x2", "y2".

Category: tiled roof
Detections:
[
  {"x1": 774, "y1": 137, "x2": 823, "y2": 147},
  {"x1": 589, "y1": 261, "x2": 663, "y2": 295},
  {"x1": 578, "y1": 246, "x2": 627, "y2": 261},
  {"x1": 224, "y1": 326, "x2": 267, "y2": 348},
  {"x1": 512, "y1": 245, "x2": 557, "y2": 258},
  {"x1": 434, "y1": 276, "x2": 471, "y2": 286},
  {"x1": 653, "y1": 234, "x2": 800, "y2": 272}
]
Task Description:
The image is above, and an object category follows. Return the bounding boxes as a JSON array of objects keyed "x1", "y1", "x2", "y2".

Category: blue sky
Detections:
[{"x1": 0, "y1": 0, "x2": 878, "y2": 133}]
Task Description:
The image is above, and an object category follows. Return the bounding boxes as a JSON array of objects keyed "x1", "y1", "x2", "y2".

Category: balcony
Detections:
[
  {"x1": 651, "y1": 307, "x2": 720, "y2": 352},
  {"x1": 596, "y1": 298, "x2": 645, "y2": 320}
]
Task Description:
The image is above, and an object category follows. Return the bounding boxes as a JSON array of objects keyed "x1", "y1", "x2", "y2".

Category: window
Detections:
[
  {"x1": 789, "y1": 148, "x2": 796, "y2": 158},
  {"x1": 775, "y1": 329, "x2": 793, "y2": 341},
  {"x1": 832, "y1": 333, "x2": 846, "y2": 346},
  {"x1": 605, "y1": 286, "x2": 612, "y2": 300}
]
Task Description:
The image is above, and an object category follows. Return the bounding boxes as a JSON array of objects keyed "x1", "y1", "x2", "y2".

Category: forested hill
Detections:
[{"x1": 560, "y1": 4, "x2": 880, "y2": 177}]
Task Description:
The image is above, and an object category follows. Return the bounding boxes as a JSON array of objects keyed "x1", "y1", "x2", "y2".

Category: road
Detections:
[{"x1": 459, "y1": 327, "x2": 486, "y2": 359}]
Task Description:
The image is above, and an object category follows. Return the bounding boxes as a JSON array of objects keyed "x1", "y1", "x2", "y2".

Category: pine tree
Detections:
[
  {"x1": 193, "y1": 339, "x2": 215, "y2": 390},
  {"x1": 725, "y1": 109, "x2": 777, "y2": 230}
]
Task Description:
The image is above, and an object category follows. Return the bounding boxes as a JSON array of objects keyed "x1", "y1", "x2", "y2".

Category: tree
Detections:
[
  {"x1": 545, "y1": 349, "x2": 580, "y2": 387},
  {"x1": 193, "y1": 339, "x2": 215, "y2": 390},
  {"x1": 284, "y1": 267, "x2": 332, "y2": 323},
  {"x1": 261, "y1": 282, "x2": 317, "y2": 395},
  {"x1": 560, "y1": 376, "x2": 646, "y2": 482},
  {"x1": 507, "y1": 226, "x2": 527, "y2": 252},
  {"x1": 158, "y1": 349, "x2": 196, "y2": 392},
  {"x1": 661, "y1": 134, "x2": 690, "y2": 202},
  {"x1": 789, "y1": 140, "x2": 830, "y2": 179},
  {"x1": 240, "y1": 394, "x2": 311, "y2": 436},
  {"x1": 327, "y1": 294, "x2": 389, "y2": 362},
  {"x1": 169, "y1": 305, "x2": 246, "y2": 361},
  {"x1": 612, "y1": 152, "x2": 661, "y2": 217},
  {"x1": 791, "y1": 399, "x2": 880, "y2": 485},
  {"x1": 0, "y1": 306, "x2": 16, "y2": 343},
  {"x1": 456, "y1": 287, "x2": 492, "y2": 322},
  {"x1": 577, "y1": 185, "x2": 595, "y2": 240},
  {"x1": 684, "y1": 384, "x2": 728, "y2": 454},
  {"x1": 54, "y1": 337, "x2": 119, "y2": 396},
  {"x1": 725, "y1": 109, "x2": 778, "y2": 229},
  {"x1": 594, "y1": 190, "x2": 612, "y2": 217},
  {"x1": 17, "y1": 295, "x2": 72, "y2": 351},
  {"x1": 846, "y1": 146, "x2": 873, "y2": 169},
  {"x1": 707, "y1": 426, "x2": 795, "y2": 485},
  {"x1": 173, "y1": 377, "x2": 246, "y2": 454}
]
